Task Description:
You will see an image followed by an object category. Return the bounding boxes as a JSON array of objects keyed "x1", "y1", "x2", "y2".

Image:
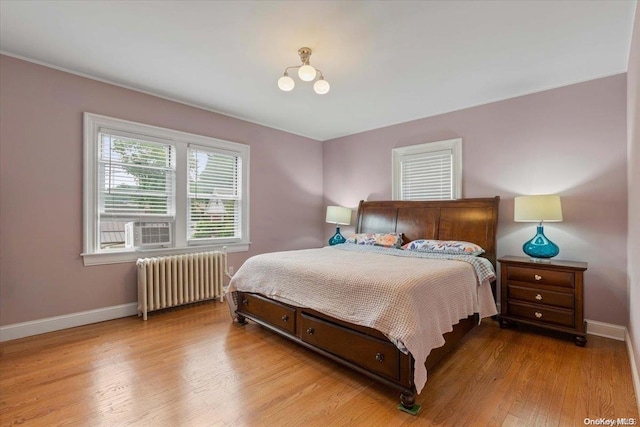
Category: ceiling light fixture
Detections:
[{"x1": 278, "y1": 47, "x2": 330, "y2": 95}]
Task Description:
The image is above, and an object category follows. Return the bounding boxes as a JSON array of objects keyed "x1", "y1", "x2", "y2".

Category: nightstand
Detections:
[{"x1": 498, "y1": 255, "x2": 588, "y2": 346}]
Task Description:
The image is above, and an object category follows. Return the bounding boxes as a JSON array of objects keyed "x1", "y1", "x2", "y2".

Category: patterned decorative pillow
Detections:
[
  {"x1": 346, "y1": 233, "x2": 403, "y2": 249},
  {"x1": 401, "y1": 239, "x2": 485, "y2": 256}
]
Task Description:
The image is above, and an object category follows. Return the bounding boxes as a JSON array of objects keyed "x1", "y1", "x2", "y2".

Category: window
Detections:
[
  {"x1": 83, "y1": 113, "x2": 249, "y2": 265},
  {"x1": 392, "y1": 138, "x2": 461, "y2": 201},
  {"x1": 98, "y1": 130, "x2": 176, "y2": 250},
  {"x1": 187, "y1": 146, "x2": 242, "y2": 243}
]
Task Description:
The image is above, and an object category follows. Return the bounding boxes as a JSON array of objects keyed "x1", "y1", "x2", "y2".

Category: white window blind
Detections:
[
  {"x1": 400, "y1": 149, "x2": 452, "y2": 200},
  {"x1": 187, "y1": 146, "x2": 242, "y2": 242},
  {"x1": 392, "y1": 138, "x2": 462, "y2": 201},
  {"x1": 98, "y1": 130, "x2": 176, "y2": 218}
]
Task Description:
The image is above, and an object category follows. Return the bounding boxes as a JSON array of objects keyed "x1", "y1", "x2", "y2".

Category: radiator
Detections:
[{"x1": 137, "y1": 251, "x2": 228, "y2": 320}]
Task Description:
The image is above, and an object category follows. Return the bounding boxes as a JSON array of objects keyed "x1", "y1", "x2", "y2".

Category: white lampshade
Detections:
[
  {"x1": 313, "y1": 78, "x2": 330, "y2": 95},
  {"x1": 277, "y1": 75, "x2": 295, "y2": 91},
  {"x1": 514, "y1": 195, "x2": 563, "y2": 222},
  {"x1": 298, "y1": 64, "x2": 317, "y2": 82},
  {"x1": 326, "y1": 206, "x2": 351, "y2": 225}
]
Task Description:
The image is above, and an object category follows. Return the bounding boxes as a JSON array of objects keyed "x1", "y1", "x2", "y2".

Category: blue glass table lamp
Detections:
[
  {"x1": 326, "y1": 206, "x2": 351, "y2": 245},
  {"x1": 514, "y1": 195, "x2": 563, "y2": 262}
]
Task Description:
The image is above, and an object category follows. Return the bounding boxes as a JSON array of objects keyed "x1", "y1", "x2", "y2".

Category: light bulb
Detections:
[
  {"x1": 298, "y1": 64, "x2": 317, "y2": 82},
  {"x1": 277, "y1": 75, "x2": 295, "y2": 91},
  {"x1": 313, "y1": 78, "x2": 330, "y2": 95}
]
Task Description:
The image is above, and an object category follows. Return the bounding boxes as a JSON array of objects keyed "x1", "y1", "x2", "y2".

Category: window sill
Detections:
[{"x1": 81, "y1": 243, "x2": 250, "y2": 266}]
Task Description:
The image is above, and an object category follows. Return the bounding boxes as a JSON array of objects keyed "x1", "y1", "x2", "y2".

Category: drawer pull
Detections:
[
  {"x1": 281, "y1": 314, "x2": 289, "y2": 322},
  {"x1": 375, "y1": 352, "x2": 385, "y2": 362},
  {"x1": 535, "y1": 311, "x2": 543, "y2": 318},
  {"x1": 535, "y1": 293, "x2": 543, "y2": 301},
  {"x1": 534, "y1": 275, "x2": 542, "y2": 281},
  {"x1": 242, "y1": 299, "x2": 249, "y2": 306},
  {"x1": 306, "y1": 327, "x2": 315, "y2": 335}
]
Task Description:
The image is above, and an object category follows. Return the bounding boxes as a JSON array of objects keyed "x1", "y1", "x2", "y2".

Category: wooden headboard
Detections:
[{"x1": 355, "y1": 197, "x2": 500, "y2": 268}]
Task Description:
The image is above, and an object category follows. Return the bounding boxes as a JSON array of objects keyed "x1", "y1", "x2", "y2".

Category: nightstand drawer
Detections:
[
  {"x1": 508, "y1": 301, "x2": 574, "y2": 328},
  {"x1": 506, "y1": 266, "x2": 574, "y2": 288},
  {"x1": 508, "y1": 285, "x2": 574, "y2": 309}
]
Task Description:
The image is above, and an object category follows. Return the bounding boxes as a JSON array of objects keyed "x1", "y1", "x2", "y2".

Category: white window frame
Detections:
[
  {"x1": 82, "y1": 113, "x2": 250, "y2": 266},
  {"x1": 186, "y1": 144, "x2": 244, "y2": 246},
  {"x1": 392, "y1": 138, "x2": 462, "y2": 201}
]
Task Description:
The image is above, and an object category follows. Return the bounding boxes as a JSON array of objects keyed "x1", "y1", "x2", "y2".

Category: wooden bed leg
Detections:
[
  {"x1": 397, "y1": 391, "x2": 421, "y2": 415},
  {"x1": 400, "y1": 392, "x2": 416, "y2": 408},
  {"x1": 237, "y1": 313, "x2": 247, "y2": 325},
  {"x1": 400, "y1": 391, "x2": 415, "y2": 408},
  {"x1": 498, "y1": 317, "x2": 511, "y2": 329}
]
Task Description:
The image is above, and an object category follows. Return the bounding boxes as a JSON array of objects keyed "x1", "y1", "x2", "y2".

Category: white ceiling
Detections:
[{"x1": 0, "y1": 1, "x2": 636, "y2": 141}]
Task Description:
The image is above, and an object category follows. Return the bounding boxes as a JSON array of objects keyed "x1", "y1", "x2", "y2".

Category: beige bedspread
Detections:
[{"x1": 227, "y1": 245, "x2": 497, "y2": 394}]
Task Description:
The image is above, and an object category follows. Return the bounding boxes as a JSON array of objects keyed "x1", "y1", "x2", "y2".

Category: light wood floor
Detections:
[{"x1": 1, "y1": 302, "x2": 637, "y2": 427}]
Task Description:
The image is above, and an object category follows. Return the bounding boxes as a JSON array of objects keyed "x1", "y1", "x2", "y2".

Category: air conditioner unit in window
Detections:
[{"x1": 125, "y1": 221, "x2": 173, "y2": 249}]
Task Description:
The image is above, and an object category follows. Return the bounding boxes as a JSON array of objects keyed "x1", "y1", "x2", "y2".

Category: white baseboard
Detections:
[
  {"x1": 0, "y1": 303, "x2": 138, "y2": 342},
  {"x1": 585, "y1": 320, "x2": 639, "y2": 409},
  {"x1": 585, "y1": 319, "x2": 626, "y2": 341},
  {"x1": 626, "y1": 329, "x2": 640, "y2": 415}
]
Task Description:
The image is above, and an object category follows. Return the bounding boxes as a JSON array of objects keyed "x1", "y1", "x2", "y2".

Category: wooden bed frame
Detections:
[{"x1": 235, "y1": 197, "x2": 500, "y2": 409}]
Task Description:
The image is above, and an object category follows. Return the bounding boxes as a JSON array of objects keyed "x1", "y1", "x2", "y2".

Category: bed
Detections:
[{"x1": 227, "y1": 197, "x2": 500, "y2": 409}]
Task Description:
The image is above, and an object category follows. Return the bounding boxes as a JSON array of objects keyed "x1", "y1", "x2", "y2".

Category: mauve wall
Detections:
[
  {"x1": 627, "y1": 4, "x2": 640, "y2": 396},
  {"x1": 324, "y1": 75, "x2": 629, "y2": 326},
  {"x1": 0, "y1": 55, "x2": 324, "y2": 326}
]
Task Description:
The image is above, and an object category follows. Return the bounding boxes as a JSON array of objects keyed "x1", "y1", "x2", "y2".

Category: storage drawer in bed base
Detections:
[
  {"x1": 235, "y1": 291, "x2": 478, "y2": 408},
  {"x1": 235, "y1": 292, "x2": 413, "y2": 391},
  {"x1": 299, "y1": 312, "x2": 401, "y2": 380},
  {"x1": 236, "y1": 292, "x2": 296, "y2": 334}
]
